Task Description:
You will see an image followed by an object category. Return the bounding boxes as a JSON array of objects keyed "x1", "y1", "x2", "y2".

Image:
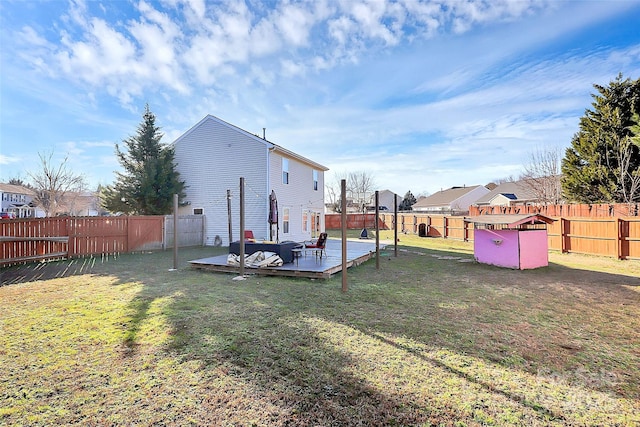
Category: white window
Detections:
[
  {"x1": 283, "y1": 208, "x2": 290, "y2": 233},
  {"x1": 313, "y1": 170, "x2": 318, "y2": 191},
  {"x1": 282, "y1": 158, "x2": 289, "y2": 184}
]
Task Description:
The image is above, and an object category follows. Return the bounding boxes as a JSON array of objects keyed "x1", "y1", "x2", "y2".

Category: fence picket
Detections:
[
  {"x1": 1, "y1": 215, "x2": 203, "y2": 266},
  {"x1": 326, "y1": 211, "x2": 639, "y2": 260}
]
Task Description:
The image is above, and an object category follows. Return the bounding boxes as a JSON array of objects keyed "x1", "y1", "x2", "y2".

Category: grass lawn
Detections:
[{"x1": 1, "y1": 233, "x2": 639, "y2": 426}]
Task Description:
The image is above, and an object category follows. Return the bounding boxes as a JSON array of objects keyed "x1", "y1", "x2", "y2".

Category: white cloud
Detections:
[
  {"x1": 3, "y1": 0, "x2": 639, "y2": 193},
  {"x1": 0, "y1": 154, "x2": 22, "y2": 165}
]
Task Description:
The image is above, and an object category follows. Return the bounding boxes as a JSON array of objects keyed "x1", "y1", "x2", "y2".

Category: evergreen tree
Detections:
[
  {"x1": 561, "y1": 75, "x2": 640, "y2": 203},
  {"x1": 399, "y1": 190, "x2": 417, "y2": 211},
  {"x1": 102, "y1": 105, "x2": 186, "y2": 215}
]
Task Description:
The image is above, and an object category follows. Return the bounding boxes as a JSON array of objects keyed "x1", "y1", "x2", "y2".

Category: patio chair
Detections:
[
  {"x1": 244, "y1": 230, "x2": 255, "y2": 242},
  {"x1": 304, "y1": 232, "x2": 327, "y2": 259}
]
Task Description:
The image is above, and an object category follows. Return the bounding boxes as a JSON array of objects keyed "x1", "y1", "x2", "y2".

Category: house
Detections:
[
  {"x1": 0, "y1": 183, "x2": 44, "y2": 218},
  {"x1": 173, "y1": 115, "x2": 328, "y2": 246},
  {"x1": 57, "y1": 191, "x2": 102, "y2": 216},
  {"x1": 411, "y1": 185, "x2": 490, "y2": 215},
  {"x1": 368, "y1": 189, "x2": 401, "y2": 211},
  {"x1": 473, "y1": 180, "x2": 539, "y2": 207}
]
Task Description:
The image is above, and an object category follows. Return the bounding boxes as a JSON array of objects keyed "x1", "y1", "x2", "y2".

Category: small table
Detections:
[{"x1": 291, "y1": 248, "x2": 303, "y2": 265}]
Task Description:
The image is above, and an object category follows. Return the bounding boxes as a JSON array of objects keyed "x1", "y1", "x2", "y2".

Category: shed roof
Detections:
[{"x1": 464, "y1": 214, "x2": 555, "y2": 228}]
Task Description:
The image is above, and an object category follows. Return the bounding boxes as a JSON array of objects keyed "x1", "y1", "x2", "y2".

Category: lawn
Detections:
[{"x1": 1, "y1": 234, "x2": 639, "y2": 426}]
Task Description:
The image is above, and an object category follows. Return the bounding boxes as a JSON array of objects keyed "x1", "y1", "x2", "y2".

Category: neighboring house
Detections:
[
  {"x1": 173, "y1": 115, "x2": 328, "y2": 246},
  {"x1": 411, "y1": 185, "x2": 490, "y2": 215},
  {"x1": 368, "y1": 189, "x2": 401, "y2": 211},
  {"x1": 473, "y1": 180, "x2": 539, "y2": 207},
  {"x1": 57, "y1": 191, "x2": 102, "y2": 216},
  {"x1": 0, "y1": 183, "x2": 44, "y2": 218}
]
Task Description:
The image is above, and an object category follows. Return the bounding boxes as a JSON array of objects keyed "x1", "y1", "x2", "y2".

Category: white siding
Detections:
[
  {"x1": 174, "y1": 116, "x2": 269, "y2": 246},
  {"x1": 173, "y1": 115, "x2": 327, "y2": 246},
  {"x1": 451, "y1": 186, "x2": 491, "y2": 211},
  {"x1": 378, "y1": 190, "x2": 400, "y2": 210},
  {"x1": 269, "y1": 151, "x2": 325, "y2": 243}
]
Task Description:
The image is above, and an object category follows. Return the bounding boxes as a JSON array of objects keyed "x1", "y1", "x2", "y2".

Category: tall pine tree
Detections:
[
  {"x1": 399, "y1": 190, "x2": 417, "y2": 211},
  {"x1": 102, "y1": 105, "x2": 186, "y2": 215},
  {"x1": 561, "y1": 75, "x2": 640, "y2": 203}
]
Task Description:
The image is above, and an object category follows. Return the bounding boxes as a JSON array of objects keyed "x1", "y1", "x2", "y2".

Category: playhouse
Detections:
[{"x1": 464, "y1": 214, "x2": 555, "y2": 270}]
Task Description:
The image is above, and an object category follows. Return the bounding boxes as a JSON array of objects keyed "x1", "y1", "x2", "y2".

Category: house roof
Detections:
[
  {"x1": 0, "y1": 183, "x2": 35, "y2": 195},
  {"x1": 412, "y1": 185, "x2": 485, "y2": 208},
  {"x1": 500, "y1": 193, "x2": 518, "y2": 200},
  {"x1": 172, "y1": 114, "x2": 329, "y2": 171},
  {"x1": 473, "y1": 180, "x2": 537, "y2": 205}
]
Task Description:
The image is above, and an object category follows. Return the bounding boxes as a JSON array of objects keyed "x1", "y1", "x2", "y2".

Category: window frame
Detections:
[
  {"x1": 282, "y1": 158, "x2": 289, "y2": 185},
  {"x1": 283, "y1": 207, "x2": 290, "y2": 234}
]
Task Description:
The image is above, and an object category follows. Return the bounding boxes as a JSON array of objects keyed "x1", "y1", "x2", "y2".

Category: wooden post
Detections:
[
  {"x1": 444, "y1": 216, "x2": 448, "y2": 239},
  {"x1": 375, "y1": 190, "x2": 380, "y2": 270},
  {"x1": 617, "y1": 217, "x2": 623, "y2": 260},
  {"x1": 239, "y1": 178, "x2": 245, "y2": 276},
  {"x1": 172, "y1": 194, "x2": 178, "y2": 270},
  {"x1": 463, "y1": 220, "x2": 469, "y2": 242},
  {"x1": 341, "y1": 179, "x2": 347, "y2": 292},
  {"x1": 394, "y1": 194, "x2": 398, "y2": 257},
  {"x1": 227, "y1": 189, "x2": 233, "y2": 244},
  {"x1": 561, "y1": 217, "x2": 567, "y2": 253}
]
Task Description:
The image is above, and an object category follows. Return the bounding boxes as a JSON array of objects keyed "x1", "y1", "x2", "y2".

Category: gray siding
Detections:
[
  {"x1": 174, "y1": 116, "x2": 269, "y2": 246},
  {"x1": 173, "y1": 115, "x2": 327, "y2": 247},
  {"x1": 269, "y1": 152, "x2": 325, "y2": 242}
]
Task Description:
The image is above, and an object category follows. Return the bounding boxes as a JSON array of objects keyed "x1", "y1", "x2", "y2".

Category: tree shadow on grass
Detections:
[{"x1": 3, "y1": 245, "x2": 639, "y2": 424}]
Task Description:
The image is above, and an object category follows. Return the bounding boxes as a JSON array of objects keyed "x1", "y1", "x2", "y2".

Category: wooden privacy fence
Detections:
[
  {"x1": 327, "y1": 213, "x2": 640, "y2": 260},
  {"x1": 470, "y1": 203, "x2": 640, "y2": 217},
  {"x1": 1, "y1": 215, "x2": 204, "y2": 266}
]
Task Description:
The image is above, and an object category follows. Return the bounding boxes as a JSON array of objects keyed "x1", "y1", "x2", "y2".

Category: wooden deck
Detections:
[{"x1": 189, "y1": 238, "x2": 383, "y2": 279}]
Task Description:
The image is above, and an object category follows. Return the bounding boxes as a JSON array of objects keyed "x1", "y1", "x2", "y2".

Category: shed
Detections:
[{"x1": 464, "y1": 214, "x2": 555, "y2": 270}]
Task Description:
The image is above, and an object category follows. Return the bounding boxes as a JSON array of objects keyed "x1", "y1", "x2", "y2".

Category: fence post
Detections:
[
  {"x1": 394, "y1": 194, "x2": 398, "y2": 257},
  {"x1": 444, "y1": 216, "x2": 448, "y2": 239},
  {"x1": 617, "y1": 217, "x2": 623, "y2": 260},
  {"x1": 560, "y1": 217, "x2": 567, "y2": 253},
  {"x1": 172, "y1": 194, "x2": 178, "y2": 270}
]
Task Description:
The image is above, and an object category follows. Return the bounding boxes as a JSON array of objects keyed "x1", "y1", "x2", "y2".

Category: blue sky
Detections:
[{"x1": 1, "y1": 0, "x2": 639, "y2": 196}]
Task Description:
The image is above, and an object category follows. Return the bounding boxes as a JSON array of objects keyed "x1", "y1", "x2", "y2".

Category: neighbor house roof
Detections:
[
  {"x1": 473, "y1": 180, "x2": 537, "y2": 205},
  {"x1": 0, "y1": 183, "x2": 35, "y2": 195},
  {"x1": 412, "y1": 185, "x2": 485, "y2": 209}
]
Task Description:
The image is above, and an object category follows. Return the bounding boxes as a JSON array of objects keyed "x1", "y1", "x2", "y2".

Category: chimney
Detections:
[{"x1": 263, "y1": 128, "x2": 266, "y2": 140}]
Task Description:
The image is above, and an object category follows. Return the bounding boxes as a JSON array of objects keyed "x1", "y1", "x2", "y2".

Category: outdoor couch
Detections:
[{"x1": 229, "y1": 241, "x2": 302, "y2": 264}]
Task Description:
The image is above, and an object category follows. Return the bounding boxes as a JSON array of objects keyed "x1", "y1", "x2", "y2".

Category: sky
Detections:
[{"x1": 1, "y1": 0, "x2": 640, "y2": 197}]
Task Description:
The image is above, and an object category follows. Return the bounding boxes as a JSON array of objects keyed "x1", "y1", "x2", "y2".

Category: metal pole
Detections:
[
  {"x1": 172, "y1": 193, "x2": 178, "y2": 270},
  {"x1": 227, "y1": 189, "x2": 233, "y2": 244},
  {"x1": 239, "y1": 178, "x2": 245, "y2": 276},
  {"x1": 341, "y1": 179, "x2": 347, "y2": 292},
  {"x1": 394, "y1": 193, "x2": 398, "y2": 257},
  {"x1": 375, "y1": 190, "x2": 379, "y2": 270}
]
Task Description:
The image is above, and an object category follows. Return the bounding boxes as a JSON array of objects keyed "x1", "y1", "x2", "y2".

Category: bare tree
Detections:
[
  {"x1": 520, "y1": 146, "x2": 563, "y2": 205},
  {"x1": 324, "y1": 174, "x2": 343, "y2": 213},
  {"x1": 324, "y1": 170, "x2": 377, "y2": 212},
  {"x1": 27, "y1": 150, "x2": 86, "y2": 217},
  {"x1": 492, "y1": 175, "x2": 518, "y2": 185},
  {"x1": 616, "y1": 114, "x2": 640, "y2": 204},
  {"x1": 347, "y1": 170, "x2": 377, "y2": 211}
]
